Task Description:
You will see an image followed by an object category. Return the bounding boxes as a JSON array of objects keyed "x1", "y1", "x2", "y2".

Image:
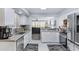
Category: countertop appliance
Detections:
[{"x1": 0, "y1": 26, "x2": 12, "y2": 39}]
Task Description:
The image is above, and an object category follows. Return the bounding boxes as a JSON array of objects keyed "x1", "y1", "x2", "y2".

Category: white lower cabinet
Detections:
[
  {"x1": 24, "y1": 32, "x2": 32, "y2": 48},
  {"x1": 0, "y1": 42, "x2": 16, "y2": 51},
  {"x1": 41, "y1": 31, "x2": 59, "y2": 43}
]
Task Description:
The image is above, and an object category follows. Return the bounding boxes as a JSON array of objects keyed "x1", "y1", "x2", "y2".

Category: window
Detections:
[{"x1": 32, "y1": 20, "x2": 47, "y2": 28}]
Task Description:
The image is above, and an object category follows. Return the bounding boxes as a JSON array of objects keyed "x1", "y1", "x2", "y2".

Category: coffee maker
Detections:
[{"x1": 0, "y1": 26, "x2": 11, "y2": 39}]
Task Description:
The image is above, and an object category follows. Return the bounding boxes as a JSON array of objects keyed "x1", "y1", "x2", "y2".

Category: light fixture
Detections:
[
  {"x1": 14, "y1": 8, "x2": 24, "y2": 15},
  {"x1": 18, "y1": 10, "x2": 23, "y2": 14},
  {"x1": 41, "y1": 8, "x2": 46, "y2": 10}
]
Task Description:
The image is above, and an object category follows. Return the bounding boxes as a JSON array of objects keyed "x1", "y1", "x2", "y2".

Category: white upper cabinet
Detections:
[
  {"x1": 19, "y1": 15, "x2": 27, "y2": 25},
  {"x1": 5, "y1": 8, "x2": 15, "y2": 26},
  {"x1": 0, "y1": 8, "x2": 31, "y2": 26},
  {"x1": 0, "y1": 8, "x2": 5, "y2": 26},
  {"x1": 0, "y1": 8, "x2": 15, "y2": 26},
  {"x1": 19, "y1": 15, "x2": 31, "y2": 25}
]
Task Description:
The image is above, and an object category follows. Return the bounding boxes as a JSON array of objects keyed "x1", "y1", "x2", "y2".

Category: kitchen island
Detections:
[
  {"x1": 0, "y1": 31, "x2": 32, "y2": 51},
  {"x1": 41, "y1": 28, "x2": 59, "y2": 43}
]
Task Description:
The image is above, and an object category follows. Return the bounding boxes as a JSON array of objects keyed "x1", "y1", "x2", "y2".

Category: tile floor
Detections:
[
  {"x1": 24, "y1": 44, "x2": 38, "y2": 51},
  {"x1": 17, "y1": 34, "x2": 68, "y2": 51},
  {"x1": 48, "y1": 45, "x2": 67, "y2": 51},
  {"x1": 29, "y1": 40, "x2": 68, "y2": 51},
  {"x1": 28, "y1": 33, "x2": 67, "y2": 51}
]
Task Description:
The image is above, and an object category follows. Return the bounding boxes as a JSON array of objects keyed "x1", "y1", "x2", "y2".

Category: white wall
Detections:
[
  {"x1": 56, "y1": 15, "x2": 67, "y2": 28},
  {"x1": 56, "y1": 8, "x2": 79, "y2": 28}
]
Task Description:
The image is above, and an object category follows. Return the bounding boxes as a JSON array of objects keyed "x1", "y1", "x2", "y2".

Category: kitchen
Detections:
[{"x1": 0, "y1": 8, "x2": 79, "y2": 51}]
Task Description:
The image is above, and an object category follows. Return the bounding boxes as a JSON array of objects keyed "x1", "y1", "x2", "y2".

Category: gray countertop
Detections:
[
  {"x1": 59, "y1": 32, "x2": 67, "y2": 38},
  {"x1": 41, "y1": 28, "x2": 59, "y2": 32},
  {"x1": 0, "y1": 31, "x2": 30, "y2": 42}
]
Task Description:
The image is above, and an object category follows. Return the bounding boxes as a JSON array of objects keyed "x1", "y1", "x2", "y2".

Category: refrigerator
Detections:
[{"x1": 67, "y1": 13, "x2": 79, "y2": 45}]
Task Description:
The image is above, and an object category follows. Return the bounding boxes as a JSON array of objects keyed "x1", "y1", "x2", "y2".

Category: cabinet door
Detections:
[
  {"x1": 5, "y1": 8, "x2": 15, "y2": 25},
  {"x1": 41, "y1": 32, "x2": 50, "y2": 42},
  {"x1": 49, "y1": 32, "x2": 59, "y2": 42},
  {"x1": 24, "y1": 34, "x2": 28, "y2": 48},
  {"x1": 28, "y1": 32, "x2": 32, "y2": 42},
  {"x1": 0, "y1": 42, "x2": 16, "y2": 51},
  {"x1": 19, "y1": 15, "x2": 31, "y2": 25},
  {"x1": 41, "y1": 32, "x2": 59, "y2": 42},
  {"x1": 16, "y1": 36, "x2": 24, "y2": 51}
]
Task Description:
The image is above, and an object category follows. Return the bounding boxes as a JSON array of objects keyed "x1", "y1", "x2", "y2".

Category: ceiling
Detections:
[{"x1": 26, "y1": 8, "x2": 67, "y2": 16}]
